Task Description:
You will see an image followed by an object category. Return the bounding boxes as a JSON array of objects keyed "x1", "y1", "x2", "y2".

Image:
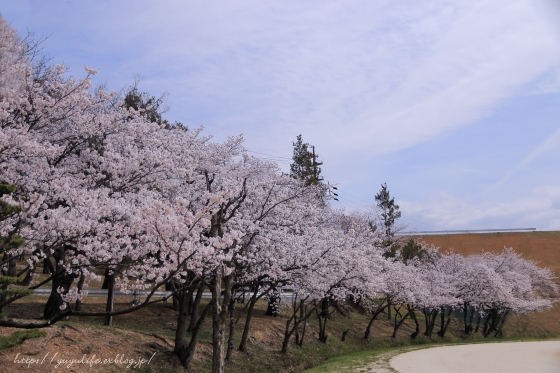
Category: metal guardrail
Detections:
[
  {"x1": 33, "y1": 288, "x2": 175, "y2": 297},
  {"x1": 399, "y1": 228, "x2": 536, "y2": 235},
  {"x1": 33, "y1": 288, "x2": 297, "y2": 301}
]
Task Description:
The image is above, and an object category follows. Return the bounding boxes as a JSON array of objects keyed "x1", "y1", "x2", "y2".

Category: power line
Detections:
[
  {"x1": 246, "y1": 150, "x2": 292, "y2": 160},
  {"x1": 400, "y1": 228, "x2": 537, "y2": 235},
  {"x1": 252, "y1": 157, "x2": 291, "y2": 164},
  {"x1": 334, "y1": 195, "x2": 369, "y2": 211},
  {"x1": 194, "y1": 122, "x2": 284, "y2": 144},
  {"x1": 192, "y1": 121, "x2": 441, "y2": 231},
  {"x1": 333, "y1": 188, "x2": 440, "y2": 230}
]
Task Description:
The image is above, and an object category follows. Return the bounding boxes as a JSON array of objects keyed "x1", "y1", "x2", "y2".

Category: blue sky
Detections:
[{"x1": 2, "y1": 0, "x2": 560, "y2": 231}]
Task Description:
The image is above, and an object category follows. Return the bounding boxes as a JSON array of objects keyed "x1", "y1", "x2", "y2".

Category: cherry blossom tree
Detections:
[
  {"x1": 279, "y1": 211, "x2": 386, "y2": 351},
  {"x1": 0, "y1": 16, "x2": 217, "y2": 324},
  {"x1": 2, "y1": 17, "x2": 559, "y2": 373},
  {"x1": 475, "y1": 249, "x2": 557, "y2": 337}
]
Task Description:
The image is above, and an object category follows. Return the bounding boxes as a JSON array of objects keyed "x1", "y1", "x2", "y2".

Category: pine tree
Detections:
[
  {"x1": 0, "y1": 184, "x2": 31, "y2": 315},
  {"x1": 374, "y1": 183, "x2": 402, "y2": 256},
  {"x1": 0, "y1": 184, "x2": 24, "y2": 268},
  {"x1": 400, "y1": 238, "x2": 426, "y2": 265},
  {"x1": 123, "y1": 84, "x2": 188, "y2": 131},
  {"x1": 290, "y1": 135, "x2": 323, "y2": 186}
]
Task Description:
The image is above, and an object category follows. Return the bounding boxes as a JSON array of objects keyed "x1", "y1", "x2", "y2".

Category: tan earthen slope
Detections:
[
  {"x1": 416, "y1": 231, "x2": 560, "y2": 338},
  {"x1": 416, "y1": 231, "x2": 560, "y2": 277}
]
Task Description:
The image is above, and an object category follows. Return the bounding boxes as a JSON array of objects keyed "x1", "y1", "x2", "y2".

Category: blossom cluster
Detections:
[{"x1": 0, "y1": 18, "x2": 556, "y2": 361}]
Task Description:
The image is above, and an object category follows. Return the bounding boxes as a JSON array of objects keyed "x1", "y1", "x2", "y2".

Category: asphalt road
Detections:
[
  {"x1": 33, "y1": 288, "x2": 299, "y2": 301},
  {"x1": 390, "y1": 341, "x2": 560, "y2": 373}
]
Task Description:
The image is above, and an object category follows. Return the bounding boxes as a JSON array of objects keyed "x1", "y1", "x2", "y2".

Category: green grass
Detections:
[
  {"x1": 302, "y1": 345, "x2": 418, "y2": 373},
  {"x1": 303, "y1": 335, "x2": 560, "y2": 373},
  {"x1": 129, "y1": 366, "x2": 179, "y2": 373},
  {"x1": 4, "y1": 294, "x2": 559, "y2": 373},
  {"x1": 0, "y1": 330, "x2": 47, "y2": 350}
]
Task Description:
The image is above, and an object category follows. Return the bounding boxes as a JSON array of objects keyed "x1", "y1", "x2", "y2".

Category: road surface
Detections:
[
  {"x1": 390, "y1": 341, "x2": 560, "y2": 373},
  {"x1": 33, "y1": 288, "x2": 299, "y2": 301}
]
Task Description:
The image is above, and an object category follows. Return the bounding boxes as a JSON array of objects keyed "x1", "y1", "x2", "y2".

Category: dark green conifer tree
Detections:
[
  {"x1": 374, "y1": 183, "x2": 402, "y2": 257},
  {"x1": 290, "y1": 135, "x2": 323, "y2": 186},
  {"x1": 0, "y1": 184, "x2": 32, "y2": 315}
]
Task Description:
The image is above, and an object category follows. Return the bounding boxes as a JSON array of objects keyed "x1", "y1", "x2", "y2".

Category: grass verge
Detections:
[
  {"x1": 303, "y1": 336, "x2": 560, "y2": 373},
  {"x1": 0, "y1": 330, "x2": 47, "y2": 350}
]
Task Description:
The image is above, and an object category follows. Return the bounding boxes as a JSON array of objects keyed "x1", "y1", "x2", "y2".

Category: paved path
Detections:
[{"x1": 390, "y1": 341, "x2": 560, "y2": 373}]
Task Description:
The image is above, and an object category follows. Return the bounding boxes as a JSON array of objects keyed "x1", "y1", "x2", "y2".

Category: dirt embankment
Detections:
[
  {"x1": 416, "y1": 231, "x2": 560, "y2": 277},
  {"x1": 416, "y1": 231, "x2": 560, "y2": 339},
  {"x1": 0, "y1": 231, "x2": 558, "y2": 373}
]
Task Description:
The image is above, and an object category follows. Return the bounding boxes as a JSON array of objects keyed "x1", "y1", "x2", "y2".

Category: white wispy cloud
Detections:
[
  {"x1": 2, "y1": 0, "x2": 559, "y2": 230},
  {"x1": 492, "y1": 127, "x2": 560, "y2": 190},
  {"x1": 4, "y1": 0, "x2": 558, "y2": 157},
  {"x1": 400, "y1": 186, "x2": 560, "y2": 231},
  {"x1": 529, "y1": 68, "x2": 560, "y2": 96}
]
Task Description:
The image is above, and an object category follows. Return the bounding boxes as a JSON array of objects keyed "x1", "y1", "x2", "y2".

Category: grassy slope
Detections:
[
  {"x1": 0, "y1": 231, "x2": 558, "y2": 372},
  {"x1": 0, "y1": 330, "x2": 46, "y2": 350},
  {"x1": 417, "y1": 231, "x2": 560, "y2": 339},
  {"x1": 303, "y1": 231, "x2": 560, "y2": 372},
  {"x1": 1, "y1": 294, "x2": 558, "y2": 373},
  {"x1": 417, "y1": 231, "x2": 560, "y2": 277}
]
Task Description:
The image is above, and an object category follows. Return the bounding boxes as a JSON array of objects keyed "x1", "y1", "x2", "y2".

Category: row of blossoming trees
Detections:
[{"x1": 0, "y1": 18, "x2": 557, "y2": 373}]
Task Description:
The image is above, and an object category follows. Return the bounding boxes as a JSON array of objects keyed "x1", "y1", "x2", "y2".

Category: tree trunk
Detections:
[
  {"x1": 296, "y1": 299, "x2": 307, "y2": 347},
  {"x1": 391, "y1": 305, "x2": 409, "y2": 338},
  {"x1": 281, "y1": 316, "x2": 295, "y2": 353},
  {"x1": 437, "y1": 306, "x2": 452, "y2": 337},
  {"x1": 43, "y1": 272, "x2": 75, "y2": 319},
  {"x1": 183, "y1": 302, "x2": 211, "y2": 369},
  {"x1": 2, "y1": 253, "x2": 16, "y2": 277},
  {"x1": 364, "y1": 299, "x2": 387, "y2": 341},
  {"x1": 104, "y1": 273, "x2": 115, "y2": 326},
  {"x1": 238, "y1": 286, "x2": 260, "y2": 353},
  {"x1": 474, "y1": 313, "x2": 482, "y2": 333},
  {"x1": 466, "y1": 306, "x2": 476, "y2": 334},
  {"x1": 43, "y1": 248, "x2": 77, "y2": 319},
  {"x1": 431, "y1": 309, "x2": 439, "y2": 335},
  {"x1": 408, "y1": 305, "x2": 419, "y2": 339},
  {"x1": 482, "y1": 315, "x2": 490, "y2": 336},
  {"x1": 364, "y1": 314, "x2": 377, "y2": 341},
  {"x1": 225, "y1": 295, "x2": 235, "y2": 362},
  {"x1": 494, "y1": 310, "x2": 509, "y2": 337},
  {"x1": 484, "y1": 309, "x2": 505, "y2": 338},
  {"x1": 463, "y1": 302, "x2": 469, "y2": 333},
  {"x1": 174, "y1": 288, "x2": 190, "y2": 365},
  {"x1": 265, "y1": 285, "x2": 280, "y2": 317},
  {"x1": 188, "y1": 284, "x2": 204, "y2": 332},
  {"x1": 101, "y1": 268, "x2": 110, "y2": 289},
  {"x1": 211, "y1": 273, "x2": 234, "y2": 373},
  {"x1": 42, "y1": 258, "x2": 51, "y2": 274},
  {"x1": 281, "y1": 300, "x2": 317, "y2": 353},
  {"x1": 424, "y1": 308, "x2": 437, "y2": 337},
  {"x1": 317, "y1": 299, "x2": 329, "y2": 343},
  {"x1": 166, "y1": 280, "x2": 180, "y2": 311},
  {"x1": 174, "y1": 286, "x2": 211, "y2": 370},
  {"x1": 423, "y1": 308, "x2": 438, "y2": 337},
  {"x1": 74, "y1": 273, "x2": 85, "y2": 311}
]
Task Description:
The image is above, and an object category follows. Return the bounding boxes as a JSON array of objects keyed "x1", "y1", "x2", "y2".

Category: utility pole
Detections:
[
  {"x1": 311, "y1": 145, "x2": 323, "y2": 183},
  {"x1": 327, "y1": 182, "x2": 338, "y2": 201},
  {"x1": 291, "y1": 135, "x2": 322, "y2": 186},
  {"x1": 312, "y1": 146, "x2": 317, "y2": 179}
]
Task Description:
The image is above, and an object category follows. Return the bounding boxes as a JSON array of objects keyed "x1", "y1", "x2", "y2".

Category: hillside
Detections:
[
  {"x1": 0, "y1": 231, "x2": 558, "y2": 372},
  {"x1": 1, "y1": 296, "x2": 558, "y2": 373},
  {"x1": 415, "y1": 231, "x2": 560, "y2": 277}
]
